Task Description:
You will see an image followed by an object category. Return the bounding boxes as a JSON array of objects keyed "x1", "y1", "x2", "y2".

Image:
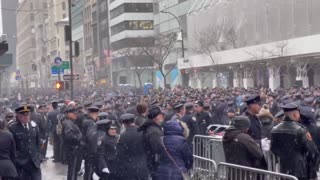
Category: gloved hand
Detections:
[{"x1": 102, "y1": 168, "x2": 110, "y2": 174}]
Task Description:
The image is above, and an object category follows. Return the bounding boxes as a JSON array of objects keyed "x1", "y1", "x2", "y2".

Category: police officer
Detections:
[
  {"x1": 82, "y1": 106, "x2": 99, "y2": 180},
  {"x1": 117, "y1": 114, "x2": 149, "y2": 180},
  {"x1": 9, "y1": 105, "x2": 42, "y2": 180},
  {"x1": 244, "y1": 95, "x2": 263, "y2": 145},
  {"x1": 182, "y1": 103, "x2": 195, "y2": 142},
  {"x1": 96, "y1": 120, "x2": 120, "y2": 180},
  {"x1": 62, "y1": 106, "x2": 82, "y2": 180},
  {"x1": 271, "y1": 103, "x2": 318, "y2": 180},
  {"x1": 192, "y1": 100, "x2": 212, "y2": 136},
  {"x1": 170, "y1": 103, "x2": 186, "y2": 121}
]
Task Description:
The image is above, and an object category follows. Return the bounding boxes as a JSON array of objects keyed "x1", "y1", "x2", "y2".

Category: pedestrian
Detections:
[
  {"x1": 62, "y1": 106, "x2": 82, "y2": 180},
  {"x1": 192, "y1": 100, "x2": 212, "y2": 136},
  {"x1": 117, "y1": 114, "x2": 149, "y2": 180},
  {"x1": 138, "y1": 105, "x2": 165, "y2": 179},
  {"x1": 170, "y1": 103, "x2": 186, "y2": 121},
  {"x1": 155, "y1": 119, "x2": 193, "y2": 180},
  {"x1": 257, "y1": 105, "x2": 274, "y2": 139},
  {"x1": 37, "y1": 104, "x2": 50, "y2": 160},
  {"x1": 135, "y1": 103, "x2": 148, "y2": 126},
  {"x1": 0, "y1": 118, "x2": 18, "y2": 180},
  {"x1": 47, "y1": 100, "x2": 61, "y2": 163},
  {"x1": 181, "y1": 103, "x2": 195, "y2": 142},
  {"x1": 9, "y1": 105, "x2": 42, "y2": 180},
  {"x1": 223, "y1": 116, "x2": 264, "y2": 169},
  {"x1": 271, "y1": 103, "x2": 318, "y2": 180}
]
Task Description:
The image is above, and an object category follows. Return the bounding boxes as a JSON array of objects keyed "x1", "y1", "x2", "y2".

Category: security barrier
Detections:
[
  {"x1": 193, "y1": 135, "x2": 225, "y2": 163},
  {"x1": 191, "y1": 155, "x2": 217, "y2": 180},
  {"x1": 217, "y1": 162, "x2": 298, "y2": 180}
]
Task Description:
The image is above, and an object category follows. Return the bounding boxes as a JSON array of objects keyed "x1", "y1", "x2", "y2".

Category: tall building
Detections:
[
  {"x1": 16, "y1": 0, "x2": 38, "y2": 88},
  {"x1": 71, "y1": 0, "x2": 86, "y2": 87},
  {"x1": 153, "y1": 0, "x2": 191, "y2": 87},
  {"x1": 109, "y1": 0, "x2": 155, "y2": 87},
  {"x1": 96, "y1": 0, "x2": 111, "y2": 86},
  {"x1": 0, "y1": 0, "x2": 18, "y2": 96},
  {"x1": 177, "y1": 0, "x2": 320, "y2": 89}
]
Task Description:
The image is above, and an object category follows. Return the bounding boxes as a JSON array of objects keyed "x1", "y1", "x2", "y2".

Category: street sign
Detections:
[
  {"x1": 54, "y1": 57, "x2": 62, "y2": 66},
  {"x1": 61, "y1": 61, "x2": 70, "y2": 69},
  {"x1": 63, "y1": 74, "x2": 79, "y2": 80},
  {"x1": 51, "y1": 67, "x2": 64, "y2": 75}
]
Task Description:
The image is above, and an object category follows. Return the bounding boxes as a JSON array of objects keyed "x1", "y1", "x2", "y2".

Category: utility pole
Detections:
[{"x1": 68, "y1": 0, "x2": 74, "y2": 99}]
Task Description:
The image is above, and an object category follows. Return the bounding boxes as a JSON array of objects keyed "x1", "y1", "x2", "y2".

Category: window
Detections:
[
  {"x1": 110, "y1": 3, "x2": 153, "y2": 19},
  {"x1": 111, "y1": 20, "x2": 154, "y2": 35},
  {"x1": 62, "y1": 2, "x2": 66, "y2": 10}
]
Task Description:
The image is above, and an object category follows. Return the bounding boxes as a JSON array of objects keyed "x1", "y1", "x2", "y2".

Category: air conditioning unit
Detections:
[{"x1": 0, "y1": 34, "x2": 7, "y2": 43}]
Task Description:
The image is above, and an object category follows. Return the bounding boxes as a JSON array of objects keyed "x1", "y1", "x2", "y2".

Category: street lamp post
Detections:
[
  {"x1": 160, "y1": 11, "x2": 185, "y2": 58},
  {"x1": 68, "y1": 0, "x2": 74, "y2": 99}
]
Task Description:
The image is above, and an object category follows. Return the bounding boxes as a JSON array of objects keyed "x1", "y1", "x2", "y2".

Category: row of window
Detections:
[
  {"x1": 110, "y1": 3, "x2": 153, "y2": 19},
  {"x1": 111, "y1": 20, "x2": 154, "y2": 35}
]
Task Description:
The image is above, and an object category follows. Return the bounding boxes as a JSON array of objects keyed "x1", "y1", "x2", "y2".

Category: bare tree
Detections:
[
  {"x1": 139, "y1": 33, "x2": 179, "y2": 87},
  {"x1": 117, "y1": 48, "x2": 150, "y2": 88}
]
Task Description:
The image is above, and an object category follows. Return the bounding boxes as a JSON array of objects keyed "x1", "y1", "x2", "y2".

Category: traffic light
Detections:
[
  {"x1": 55, "y1": 81, "x2": 64, "y2": 90},
  {"x1": 74, "y1": 41, "x2": 80, "y2": 57}
]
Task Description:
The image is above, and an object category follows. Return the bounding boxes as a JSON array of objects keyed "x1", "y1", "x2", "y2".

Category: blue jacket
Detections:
[{"x1": 156, "y1": 120, "x2": 193, "y2": 180}]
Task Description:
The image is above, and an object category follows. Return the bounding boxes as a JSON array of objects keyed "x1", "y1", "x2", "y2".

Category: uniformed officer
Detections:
[
  {"x1": 117, "y1": 113, "x2": 149, "y2": 180},
  {"x1": 244, "y1": 95, "x2": 263, "y2": 145},
  {"x1": 192, "y1": 100, "x2": 212, "y2": 136},
  {"x1": 82, "y1": 106, "x2": 100, "y2": 180},
  {"x1": 62, "y1": 106, "x2": 82, "y2": 180},
  {"x1": 182, "y1": 103, "x2": 195, "y2": 142},
  {"x1": 9, "y1": 105, "x2": 42, "y2": 180},
  {"x1": 170, "y1": 103, "x2": 186, "y2": 121},
  {"x1": 271, "y1": 103, "x2": 318, "y2": 180},
  {"x1": 47, "y1": 100, "x2": 61, "y2": 162}
]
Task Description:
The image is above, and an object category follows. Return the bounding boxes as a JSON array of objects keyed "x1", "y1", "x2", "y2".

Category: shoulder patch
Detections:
[
  {"x1": 306, "y1": 132, "x2": 313, "y2": 141},
  {"x1": 31, "y1": 121, "x2": 37, "y2": 127},
  {"x1": 192, "y1": 117, "x2": 196, "y2": 121}
]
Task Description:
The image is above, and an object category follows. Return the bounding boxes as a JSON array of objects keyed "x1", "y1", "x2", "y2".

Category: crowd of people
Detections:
[{"x1": 0, "y1": 86, "x2": 320, "y2": 180}]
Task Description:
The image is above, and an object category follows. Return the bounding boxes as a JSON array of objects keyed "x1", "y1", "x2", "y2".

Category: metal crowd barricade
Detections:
[
  {"x1": 217, "y1": 162, "x2": 298, "y2": 180},
  {"x1": 191, "y1": 155, "x2": 217, "y2": 180},
  {"x1": 193, "y1": 135, "x2": 225, "y2": 163}
]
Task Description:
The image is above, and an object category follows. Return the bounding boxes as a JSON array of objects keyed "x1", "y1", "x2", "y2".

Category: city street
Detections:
[{"x1": 41, "y1": 145, "x2": 98, "y2": 180}]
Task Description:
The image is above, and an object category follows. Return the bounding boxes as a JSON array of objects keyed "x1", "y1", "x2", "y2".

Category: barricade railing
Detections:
[
  {"x1": 217, "y1": 162, "x2": 298, "y2": 180},
  {"x1": 191, "y1": 155, "x2": 217, "y2": 180},
  {"x1": 193, "y1": 135, "x2": 225, "y2": 163}
]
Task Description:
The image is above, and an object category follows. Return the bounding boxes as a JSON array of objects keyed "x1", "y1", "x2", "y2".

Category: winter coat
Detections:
[
  {"x1": 116, "y1": 125, "x2": 149, "y2": 179},
  {"x1": 0, "y1": 130, "x2": 18, "y2": 177},
  {"x1": 271, "y1": 117, "x2": 318, "y2": 179},
  {"x1": 155, "y1": 120, "x2": 193, "y2": 180},
  {"x1": 135, "y1": 115, "x2": 147, "y2": 126},
  {"x1": 259, "y1": 116, "x2": 274, "y2": 139},
  {"x1": 222, "y1": 128, "x2": 264, "y2": 168},
  {"x1": 245, "y1": 111, "x2": 262, "y2": 146},
  {"x1": 137, "y1": 119, "x2": 163, "y2": 173}
]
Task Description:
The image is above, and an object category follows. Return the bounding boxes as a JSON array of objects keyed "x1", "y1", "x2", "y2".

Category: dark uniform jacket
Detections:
[
  {"x1": 137, "y1": 120, "x2": 164, "y2": 173},
  {"x1": 61, "y1": 118, "x2": 82, "y2": 150},
  {"x1": 47, "y1": 109, "x2": 60, "y2": 134},
  {"x1": 9, "y1": 121, "x2": 42, "y2": 168},
  {"x1": 116, "y1": 125, "x2": 149, "y2": 179},
  {"x1": 193, "y1": 111, "x2": 212, "y2": 136},
  {"x1": 271, "y1": 117, "x2": 318, "y2": 179},
  {"x1": 182, "y1": 112, "x2": 195, "y2": 142},
  {"x1": 223, "y1": 128, "x2": 264, "y2": 168},
  {"x1": 81, "y1": 116, "x2": 97, "y2": 154},
  {"x1": 245, "y1": 111, "x2": 262, "y2": 145},
  {"x1": 0, "y1": 130, "x2": 18, "y2": 177}
]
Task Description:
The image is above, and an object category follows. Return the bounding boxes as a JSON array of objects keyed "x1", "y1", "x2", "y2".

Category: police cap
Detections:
[
  {"x1": 194, "y1": 100, "x2": 204, "y2": 107},
  {"x1": 184, "y1": 102, "x2": 193, "y2": 108},
  {"x1": 147, "y1": 106, "x2": 164, "y2": 119},
  {"x1": 87, "y1": 106, "x2": 100, "y2": 113},
  {"x1": 274, "y1": 110, "x2": 284, "y2": 118},
  {"x1": 15, "y1": 105, "x2": 31, "y2": 114},
  {"x1": 120, "y1": 113, "x2": 136, "y2": 123},
  {"x1": 245, "y1": 95, "x2": 261, "y2": 105},
  {"x1": 281, "y1": 102, "x2": 299, "y2": 112}
]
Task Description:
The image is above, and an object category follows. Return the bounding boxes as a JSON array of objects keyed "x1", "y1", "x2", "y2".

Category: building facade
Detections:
[
  {"x1": 0, "y1": 0, "x2": 18, "y2": 96},
  {"x1": 153, "y1": 0, "x2": 191, "y2": 88},
  {"x1": 16, "y1": 0, "x2": 43, "y2": 89},
  {"x1": 109, "y1": 0, "x2": 155, "y2": 87},
  {"x1": 178, "y1": 0, "x2": 320, "y2": 89}
]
